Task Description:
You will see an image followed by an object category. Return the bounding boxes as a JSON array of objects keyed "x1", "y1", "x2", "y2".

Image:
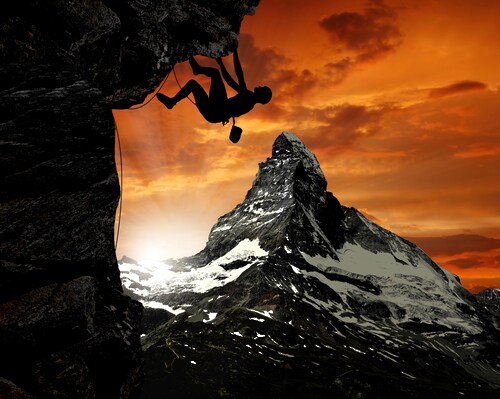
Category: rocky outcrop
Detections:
[
  {"x1": 1, "y1": 0, "x2": 259, "y2": 108},
  {"x1": 477, "y1": 289, "x2": 500, "y2": 329},
  {"x1": 0, "y1": 0, "x2": 259, "y2": 397},
  {"x1": 0, "y1": 276, "x2": 143, "y2": 397}
]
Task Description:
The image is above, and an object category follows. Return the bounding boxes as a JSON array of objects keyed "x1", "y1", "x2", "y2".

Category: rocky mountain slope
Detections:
[
  {"x1": 121, "y1": 132, "x2": 500, "y2": 398},
  {"x1": 477, "y1": 288, "x2": 500, "y2": 329},
  {"x1": 0, "y1": 1, "x2": 259, "y2": 397}
]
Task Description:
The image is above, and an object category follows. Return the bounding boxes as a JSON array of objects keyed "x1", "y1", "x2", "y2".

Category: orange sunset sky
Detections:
[{"x1": 113, "y1": 0, "x2": 500, "y2": 293}]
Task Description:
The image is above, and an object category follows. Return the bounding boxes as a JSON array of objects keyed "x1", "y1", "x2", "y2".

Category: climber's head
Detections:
[{"x1": 254, "y1": 86, "x2": 272, "y2": 104}]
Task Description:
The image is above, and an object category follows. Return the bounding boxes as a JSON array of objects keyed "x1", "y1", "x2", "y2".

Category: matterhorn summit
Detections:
[
  {"x1": 203, "y1": 131, "x2": 345, "y2": 262},
  {"x1": 120, "y1": 132, "x2": 500, "y2": 399}
]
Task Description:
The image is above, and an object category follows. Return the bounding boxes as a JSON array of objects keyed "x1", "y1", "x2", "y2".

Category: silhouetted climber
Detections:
[{"x1": 156, "y1": 50, "x2": 272, "y2": 143}]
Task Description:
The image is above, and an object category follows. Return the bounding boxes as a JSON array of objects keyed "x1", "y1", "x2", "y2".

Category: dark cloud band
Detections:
[{"x1": 428, "y1": 80, "x2": 488, "y2": 98}]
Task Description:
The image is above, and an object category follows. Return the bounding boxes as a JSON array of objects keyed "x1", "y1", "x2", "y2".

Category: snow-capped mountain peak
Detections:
[
  {"x1": 201, "y1": 132, "x2": 344, "y2": 262},
  {"x1": 270, "y1": 131, "x2": 325, "y2": 181},
  {"x1": 120, "y1": 132, "x2": 500, "y2": 398}
]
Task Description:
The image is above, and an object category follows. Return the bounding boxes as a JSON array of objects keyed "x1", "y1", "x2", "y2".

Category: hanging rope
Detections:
[
  {"x1": 114, "y1": 70, "x2": 172, "y2": 250},
  {"x1": 114, "y1": 64, "x2": 204, "y2": 250},
  {"x1": 129, "y1": 71, "x2": 171, "y2": 110},
  {"x1": 173, "y1": 66, "x2": 196, "y2": 105},
  {"x1": 114, "y1": 119, "x2": 123, "y2": 250}
]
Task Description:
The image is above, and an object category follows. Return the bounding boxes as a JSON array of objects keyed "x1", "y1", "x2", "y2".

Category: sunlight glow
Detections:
[
  {"x1": 113, "y1": 0, "x2": 500, "y2": 290},
  {"x1": 139, "y1": 244, "x2": 164, "y2": 262}
]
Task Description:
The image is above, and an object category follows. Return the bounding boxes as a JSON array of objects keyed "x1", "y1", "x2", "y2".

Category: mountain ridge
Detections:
[
  {"x1": 196, "y1": 132, "x2": 345, "y2": 264},
  {"x1": 120, "y1": 132, "x2": 500, "y2": 398}
]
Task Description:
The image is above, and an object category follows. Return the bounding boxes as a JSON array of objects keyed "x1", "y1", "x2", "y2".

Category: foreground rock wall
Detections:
[{"x1": 0, "y1": 0, "x2": 258, "y2": 396}]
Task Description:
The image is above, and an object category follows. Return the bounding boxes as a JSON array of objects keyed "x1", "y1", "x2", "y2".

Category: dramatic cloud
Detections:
[
  {"x1": 406, "y1": 235, "x2": 500, "y2": 257},
  {"x1": 239, "y1": 34, "x2": 318, "y2": 101},
  {"x1": 441, "y1": 253, "x2": 500, "y2": 274},
  {"x1": 320, "y1": 3, "x2": 400, "y2": 52},
  {"x1": 320, "y1": 0, "x2": 402, "y2": 83},
  {"x1": 402, "y1": 234, "x2": 500, "y2": 293},
  {"x1": 304, "y1": 102, "x2": 398, "y2": 151},
  {"x1": 324, "y1": 58, "x2": 355, "y2": 85},
  {"x1": 445, "y1": 257, "x2": 484, "y2": 269},
  {"x1": 238, "y1": 33, "x2": 288, "y2": 88},
  {"x1": 428, "y1": 81, "x2": 488, "y2": 99},
  {"x1": 453, "y1": 144, "x2": 500, "y2": 159},
  {"x1": 460, "y1": 278, "x2": 500, "y2": 294}
]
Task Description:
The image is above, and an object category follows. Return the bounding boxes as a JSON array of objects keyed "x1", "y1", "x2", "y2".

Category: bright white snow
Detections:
[
  {"x1": 249, "y1": 309, "x2": 274, "y2": 319},
  {"x1": 142, "y1": 301, "x2": 185, "y2": 315},
  {"x1": 203, "y1": 312, "x2": 218, "y2": 323},
  {"x1": 209, "y1": 238, "x2": 268, "y2": 268},
  {"x1": 300, "y1": 240, "x2": 481, "y2": 334},
  {"x1": 119, "y1": 239, "x2": 268, "y2": 300}
]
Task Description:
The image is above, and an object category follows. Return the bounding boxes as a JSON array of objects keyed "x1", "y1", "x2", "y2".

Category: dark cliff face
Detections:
[
  {"x1": 0, "y1": 0, "x2": 258, "y2": 397},
  {"x1": 2, "y1": 0, "x2": 259, "y2": 108}
]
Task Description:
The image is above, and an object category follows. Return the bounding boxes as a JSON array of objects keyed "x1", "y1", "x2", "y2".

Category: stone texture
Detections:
[
  {"x1": 477, "y1": 288, "x2": 500, "y2": 330},
  {"x1": 0, "y1": 276, "x2": 144, "y2": 398},
  {"x1": 1, "y1": 0, "x2": 259, "y2": 397},
  {"x1": 0, "y1": 378, "x2": 36, "y2": 399},
  {"x1": 0, "y1": 276, "x2": 97, "y2": 350},
  {"x1": 1, "y1": 0, "x2": 259, "y2": 108},
  {"x1": 201, "y1": 132, "x2": 345, "y2": 262},
  {"x1": 0, "y1": 64, "x2": 121, "y2": 301}
]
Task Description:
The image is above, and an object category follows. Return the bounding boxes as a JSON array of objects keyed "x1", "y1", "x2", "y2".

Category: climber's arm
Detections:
[
  {"x1": 216, "y1": 57, "x2": 240, "y2": 92},
  {"x1": 233, "y1": 50, "x2": 247, "y2": 90}
]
